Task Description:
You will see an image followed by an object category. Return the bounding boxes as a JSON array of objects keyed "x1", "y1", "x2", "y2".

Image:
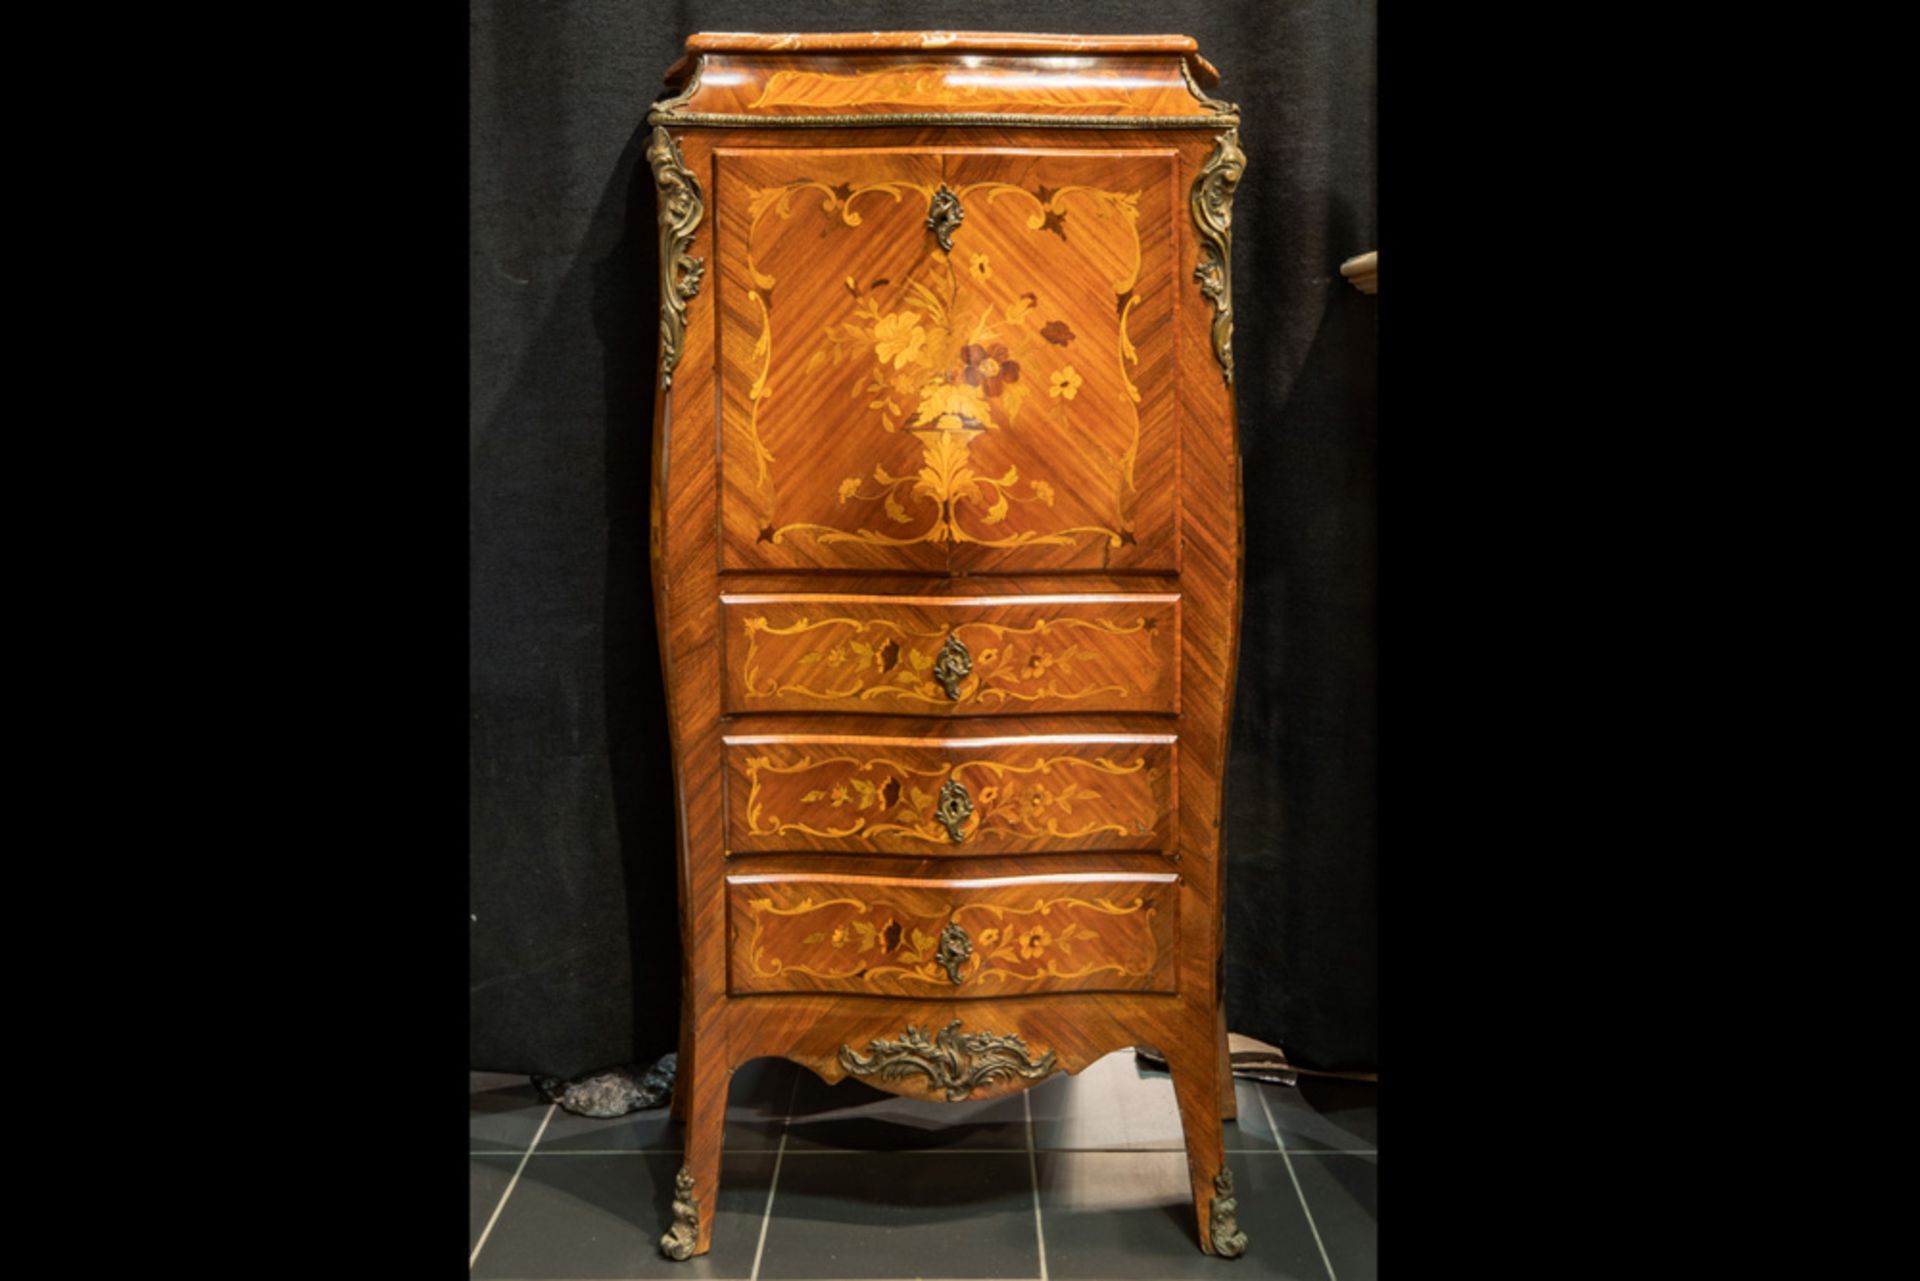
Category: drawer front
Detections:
[
  {"x1": 727, "y1": 734, "x2": 1175, "y2": 855},
  {"x1": 722, "y1": 593, "x2": 1179, "y2": 717},
  {"x1": 727, "y1": 872, "x2": 1178, "y2": 997},
  {"x1": 715, "y1": 146, "x2": 1179, "y2": 574}
]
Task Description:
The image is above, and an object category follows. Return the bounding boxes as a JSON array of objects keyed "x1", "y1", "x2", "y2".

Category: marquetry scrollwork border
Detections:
[
  {"x1": 740, "y1": 751, "x2": 1155, "y2": 845},
  {"x1": 735, "y1": 175, "x2": 1152, "y2": 557},
  {"x1": 1189, "y1": 129, "x2": 1245, "y2": 384},
  {"x1": 647, "y1": 126, "x2": 706, "y2": 390},
  {"x1": 739, "y1": 891, "x2": 1163, "y2": 989},
  {"x1": 736, "y1": 614, "x2": 1153, "y2": 710}
]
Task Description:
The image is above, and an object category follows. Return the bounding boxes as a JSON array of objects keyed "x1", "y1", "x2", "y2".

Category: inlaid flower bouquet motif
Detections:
[
  {"x1": 742, "y1": 178, "x2": 1145, "y2": 553},
  {"x1": 810, "y1": 255, "x2": 1076, "y2": 543}
]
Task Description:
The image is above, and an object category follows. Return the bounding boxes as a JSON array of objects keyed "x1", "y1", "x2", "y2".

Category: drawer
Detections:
[
  {"x1": 727, "y1": 871, "x2": 1179, "y2": 997},
  {"x1": 726, "y1": 732, "x2": 1176, "y2": 855},
  {"x1": 722, "y1": 593, "x2": 1179, "y2": 717}
]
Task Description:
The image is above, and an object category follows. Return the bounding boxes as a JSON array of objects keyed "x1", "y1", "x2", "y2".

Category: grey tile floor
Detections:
[{"x1": 470, "y1": 1052, "x2": 1377, "y2": 1280}]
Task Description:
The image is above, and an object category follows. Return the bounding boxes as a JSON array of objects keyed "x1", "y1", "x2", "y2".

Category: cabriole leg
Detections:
[
  {"x1": 1167, "y1": 1032, "x2": 1249, "y2": 1258},
  {"x1": 1216, "y1": 1002, "x2": 1237, "y2": 1120},
  {"x1": 670, "y1": 1001, "x2": 692, "y2": 1124},
  {"x1": 660, "y1": 1039, "x2": 727, "y2": 1259}
]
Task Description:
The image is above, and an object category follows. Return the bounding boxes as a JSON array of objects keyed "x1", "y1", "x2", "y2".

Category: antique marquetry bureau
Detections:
[{"x1": 645, "y1": 31, "x2": 1250, "y2": 1260}]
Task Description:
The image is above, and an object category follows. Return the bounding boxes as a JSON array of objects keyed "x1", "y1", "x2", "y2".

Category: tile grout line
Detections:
[
  {"x1": 748, "y1": 1070, "x2": 804, "y2": 1281},
  {"x1": 469, "y1": 1101, "x2": 555, "y2": 1271},
  {"x1": 1023, "y1": 1090, "x2": 1049, "y2": 1281},
  {"x1": 1256, "y1": 1087, "x2": 1338, "y2": 1281}
]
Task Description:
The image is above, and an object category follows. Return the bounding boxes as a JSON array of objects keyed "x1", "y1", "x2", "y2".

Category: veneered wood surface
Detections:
[
  {"x1": 726, "y1": 870, "x2": 1178, "y2": 997},
  {"x1": 662, "y1": 35, "x2": 1226, "y2": 120},
  {"x1": 673, "y1": 55, "x2": 1225, "y2": 121},
  {"x1": 720, "y1": 591, "x2": 1180, "y2": 716},
  {"x1": 721, "y1": 849, "x2": 1178, "y2": 881},
  {"x1": 714, "y1": 146, "x2": 1178, "y2": 574},
  {"x1": 724, "y1": 731, "x2": 1175, "y2": 854},
  {"x1": 684, "y1": 32, "x2": 1201, "y2": 55},
  {"x1": 651, "y1": 40, "x2": 1245, "y2": 1254},
  {"x1": 715, "y1": 148, "x2": 945, "y2": 573}
]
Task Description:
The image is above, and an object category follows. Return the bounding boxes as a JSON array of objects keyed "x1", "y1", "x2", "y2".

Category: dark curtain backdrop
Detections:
[{"x1": 471, "y1": 0, "x2": 1376, "y2": 1075}]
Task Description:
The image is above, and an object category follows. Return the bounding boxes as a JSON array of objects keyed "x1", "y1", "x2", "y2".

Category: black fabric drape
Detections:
[{"x1": 470, "y1": 0, "x2": 1376, "y2": 1076}]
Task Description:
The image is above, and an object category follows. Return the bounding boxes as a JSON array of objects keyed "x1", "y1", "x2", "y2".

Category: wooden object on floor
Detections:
[
  {"x1": 1340, "y1": 249, "x2": 1377, "y2": 294},
  {"x1": 645, "y1": 30, "x2": 1250, "y2": 1260}
]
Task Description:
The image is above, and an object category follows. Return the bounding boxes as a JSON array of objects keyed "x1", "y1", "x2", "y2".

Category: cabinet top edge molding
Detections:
[
  {"x1": 682, "y1": 31, "x2": 1201, "y2": 60},
  {"x1": 656, "y1": 31, "x2": 1235, "y2": 127}
]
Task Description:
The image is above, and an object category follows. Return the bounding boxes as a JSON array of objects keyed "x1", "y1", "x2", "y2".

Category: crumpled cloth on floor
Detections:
[{"x1": 534, "y1": 1053, "x2": 677, "y2": 1117}]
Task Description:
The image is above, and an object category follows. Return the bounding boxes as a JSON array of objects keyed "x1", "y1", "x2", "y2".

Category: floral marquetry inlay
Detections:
[
  {"x1": 741, "y1": 752, "x2": 1159, "y2": 847},
  {"x1": 718, "y1": 146, "x2": 1177, "y2": 572},
  {"x1": 725, "y1": 877, "x2": 1179, "y2": 997},
  {"x1": 726, "y1": 734, "x2": 1175, "y2": 854},
  {"x1": 739, "y1": 614, "x2": 1154, "y2": 708},
  {"x1": 749, "y1": 181, "x2": 1144, "y2": 553}
]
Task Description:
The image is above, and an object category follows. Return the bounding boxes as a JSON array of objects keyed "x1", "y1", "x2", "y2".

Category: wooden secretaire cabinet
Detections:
[{"x1": 646, "y1": 31, "x2": 1250, "y2": 1259}]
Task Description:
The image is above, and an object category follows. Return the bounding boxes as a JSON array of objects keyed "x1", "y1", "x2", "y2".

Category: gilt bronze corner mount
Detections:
[
  {"x1": 647, "y1": 127, "x2": 706, "y2": 390},
  {"x1": 1189, "y1": 129, "x2": 1245, "y2": 384}
]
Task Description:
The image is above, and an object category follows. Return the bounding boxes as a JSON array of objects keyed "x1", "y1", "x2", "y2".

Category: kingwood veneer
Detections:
[{"x1": 645, "y1": 31, "x2": 1250, "y2": 1259}]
